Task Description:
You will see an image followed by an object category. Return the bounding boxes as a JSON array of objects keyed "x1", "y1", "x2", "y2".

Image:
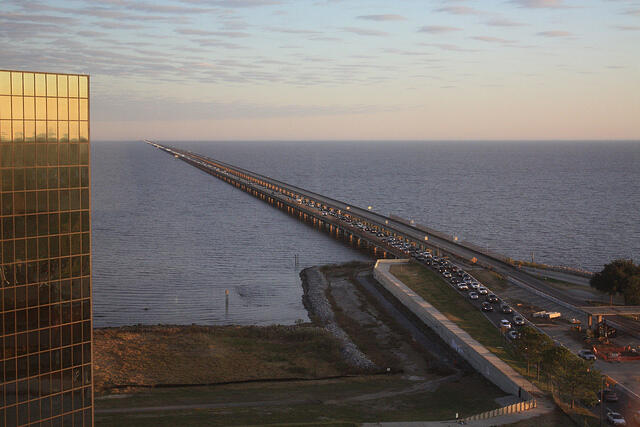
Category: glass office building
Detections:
[{"x1": 1, "y1": 70, "x2": 92, "y2": 426}]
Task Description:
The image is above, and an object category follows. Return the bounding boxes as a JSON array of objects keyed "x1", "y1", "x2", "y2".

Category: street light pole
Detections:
[{"x1": 600, "y1": 375, "x2": 606, "y2": 427}]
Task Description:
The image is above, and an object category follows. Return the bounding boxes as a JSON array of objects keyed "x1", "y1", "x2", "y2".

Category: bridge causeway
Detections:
[{"x1": 144, "y1": 140, "x2": 639, "y2": 340}]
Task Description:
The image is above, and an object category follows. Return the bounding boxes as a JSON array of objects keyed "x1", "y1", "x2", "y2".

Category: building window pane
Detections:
[
  {"x1": 36, "y1": 121, "x2": 47, "y2": 143},
  {"x1": 68, "y1": 98, "x2": 78, "y2": 120},
  {"x1": 46, "y1": 74, "x2": 57, "y2": 97},
  {"x1": 47, "y1": 122, "x2": 57, "y2": 143},
  {"x1": 0, "y1": 95, "x2": 11, "y2": 119},
  {"x1": 23, "y1": 73, "x2": 35, "y2": 96},
  {"x1": 58, "y1": 98, "x2": 68, "y2": 120},
  {"x1": 68, "y1": 75, "x2": 78, "y2": 97},
  {"x1": 78, "y1": 76, "x2": 88, "y2": 98},
  {"x1": 58, "y1": 75, "x2": 68, "y2": 97},
  {"x1": 24, "y1": 121, "x2": 35, "y2": 142},
  {"x1": 58, "y1": 121, "x2": 68, "y2": 143},
  {"x1": 12, "y1": 96, "x2": 23, "y2": 119},
  {"x1": 35, "y1": 73, "x2": 46, "y2": 96},
  {"x1": 12, "y1": 72, "x2": 23, "y2": 95},
  {"x1": 0, "y1": 70, "x2": 11, "y2": 94},
  {"x1": 47, "y1": 98, "x2": 57, "y2": 120},
  {"x1": 79, "y1": 122, "x2": 88, "y2": 142},
  {"x1": 79, "y1": 99, "x2": 88, "y2": 120}
]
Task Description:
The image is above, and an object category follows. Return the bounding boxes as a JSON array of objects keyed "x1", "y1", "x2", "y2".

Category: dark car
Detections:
[
  {"x1": 600, "y1": 389, "x2": 619, "y2": 402},
  {"x1": 487, "y1": 294, "x2": 499, "y2": 303},
  {"x1": 481, "y1": 302, "x2": 494, "y2": 312},
  {"x1": 501, "y1": 304, "x2": 513, "y2": 314}
]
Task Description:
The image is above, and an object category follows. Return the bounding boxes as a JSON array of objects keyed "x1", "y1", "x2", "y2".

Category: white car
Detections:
[
  {"x1": 469, "y1": 292, "x2": 479, "y2": 300},
  {"x1": 477, "y1": 286, "x2": 488, "y2": 295},
  {"x1": 457, "y1": 283, "x2": 469, "y2": 291},
  {"x1": 500, "y1": 319, "x2": 512, "y2": 329},
  {"x1": 470, "y1": 282, "x2": 480, "y2": 290},
  {"x1": 606, "y1": 411, "x2": 626, "y2": 426},
  {"x1": 578, "y1": 349, "x2": 596, "y2": 361}
]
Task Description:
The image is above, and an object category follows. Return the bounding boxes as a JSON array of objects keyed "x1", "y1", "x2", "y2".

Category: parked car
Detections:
[
  {"x1": 578, "y1": 349, "x2": 596, "y2": 361},
  {"x1": 500, "y1": 319, "x2": 512, "y2": 329},
  {"x1": 512, "y1": 315, "x2": 525, "y2": 326},
  {"x1": 606, "y1": 410, "x2": 626, "y2": 425},
  {"x1": 469, "y1": 292, "x2": 479, "y2": 300},
  {"x1": 487, "y1": 294, "x2": 499, "y2": 303},
  {"x1": 501, "y1": 304, "x2": 513, "y2": 314},
  {"x1": 481, "y1": 302, "x2": 494, "y2": 312}
]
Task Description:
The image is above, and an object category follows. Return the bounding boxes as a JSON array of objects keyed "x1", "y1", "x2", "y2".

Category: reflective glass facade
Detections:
[{"x1": 1, "y1": 70, "x2": 92, "y2": 426}]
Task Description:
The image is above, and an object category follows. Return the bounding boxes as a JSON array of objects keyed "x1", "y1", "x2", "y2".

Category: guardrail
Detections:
[{"x1": 463, "y1": 398, "x2": 537, "y2": 422}]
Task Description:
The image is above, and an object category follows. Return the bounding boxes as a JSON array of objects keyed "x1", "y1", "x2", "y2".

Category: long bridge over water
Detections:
[{"x1": 144, "y1": 140, "x2": 640, "y2": 341}]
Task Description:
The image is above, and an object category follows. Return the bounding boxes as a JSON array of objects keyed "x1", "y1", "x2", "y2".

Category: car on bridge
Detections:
[
  {"x1": 500, "y1": 319, "x2": 512, "y2": 329},
  {"x1": 482, "y1": 302, "x2": 493, "y2": 312},
  {"x1": 501, "y1": 304, "x2": 513, "y2": 314},
  {"x1": 513, "y1": 315, "x2": 525, "y2": 326}
]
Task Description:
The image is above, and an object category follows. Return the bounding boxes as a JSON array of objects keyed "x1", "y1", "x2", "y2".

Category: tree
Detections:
[
  {"x1": 624, "y1": 275, "x2": 640, "y2": 305},
  {"x1": 556, "y1": 357, "x2": 600, "y2": 408},
  {"x1": 542, "y1": 345, "x2": 601, "y2": 408},
  {"x1": 516, "y1": 326, "x2": 554, "y2": 379},
  {"x1": 590, "y1": 259, "x2": 640, "y2": 305}
]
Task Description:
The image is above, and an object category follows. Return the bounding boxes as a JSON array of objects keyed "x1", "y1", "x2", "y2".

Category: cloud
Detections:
[
  {"x1": 485, "y1": 18, "x2": 524, "y2": 27},
  {"x1": 265, "y1": 26, "x2": 321, "y2": 34},
  {"x1": 340, "y1": 27, "x2": 389, "y2": 36},
  {"x1": 93, "y1": 95, "x2": 404, "y2": 121},
  {"x1": 511, "y1": 0, "x2": 570, "y2": 8},
  {"x1": 614, "y1": 25, "x2": 640, "y2": 31},
  {"x1": 436, "y1": 6, "x2": 484, "y2": 15},
  {"x1": 419, "y1": 25, "x2": 461, "y2": 34},
  {"x1": 357, "y1": 14, "x2": 406, "y2": 21},
  {"x1": 178, "y1": 0, "x2": 282, "y2": 7},
  {"x1": 472, "y1": 36, "x2": 514, "y2": 43},
  {"x1": 176, "y1": 28, "x2": 251, "y2": 37},
  {"x1": 420, "y1": 43, "x2": 477, "y2": 52},
  {"x1": 93, "y1": 21, "x2": 145, "y2": 30},
  {"x1": 537, "y1": 30, "x2": 572, "y2": 37}
]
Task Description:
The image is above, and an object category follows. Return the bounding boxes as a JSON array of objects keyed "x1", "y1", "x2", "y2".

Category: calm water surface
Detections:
[{"x1": 92, "y1": 141, "x2": 640, "y2": 327}]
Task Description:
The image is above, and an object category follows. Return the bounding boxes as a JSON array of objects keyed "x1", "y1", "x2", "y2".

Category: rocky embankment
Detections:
[{"x1": 300, "y1": 267, "x2": 378, "y2": 371}]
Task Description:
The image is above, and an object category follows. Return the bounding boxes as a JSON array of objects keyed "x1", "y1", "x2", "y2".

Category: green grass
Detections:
[
  {"x1": 389, "y1": 263, "x2": 526, "y2": 372},
  {"x1": 95, "y1": 374, "x2": 504, "y2": 426}
]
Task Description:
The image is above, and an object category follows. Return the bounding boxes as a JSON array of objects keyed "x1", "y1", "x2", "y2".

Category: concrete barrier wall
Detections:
[{"x1": 374, "y1": 260, "x2": 538, "y2": 400}]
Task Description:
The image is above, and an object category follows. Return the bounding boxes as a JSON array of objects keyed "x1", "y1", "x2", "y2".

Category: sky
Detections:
[{"x1": 1, "y1": 0, "x2": 639, "y2": 141}]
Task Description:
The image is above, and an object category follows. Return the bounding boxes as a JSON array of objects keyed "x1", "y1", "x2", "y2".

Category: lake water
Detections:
[{"x1": 91, "y1": 140, "x2": 640, "y2": 327}]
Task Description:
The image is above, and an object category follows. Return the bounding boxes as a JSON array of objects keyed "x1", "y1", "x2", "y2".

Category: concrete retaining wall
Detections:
[{"x1": 373, "y1": 260, "x2": 538, "y2": 400}]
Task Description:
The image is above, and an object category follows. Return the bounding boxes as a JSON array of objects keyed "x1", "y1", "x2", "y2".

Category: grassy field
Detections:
[
  {"x1": 95, "y1": 373, "x2": 504, "y2": 426},
  {"x1": 389, "y1": 263, "x2": 525, "y2": 371},
  {"x1": 94, "y1": 324, "x2": 350, "y2": 393}
]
